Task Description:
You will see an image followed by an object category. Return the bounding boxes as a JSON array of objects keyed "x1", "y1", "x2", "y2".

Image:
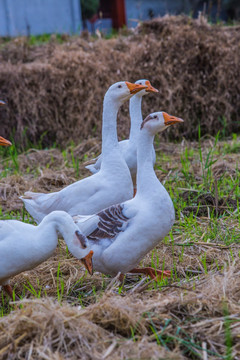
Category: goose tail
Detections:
[
  {"x1": 85, "y1": 164, "x2": 99, "y2": 174},
  {"x1": 19, "y1": 191, "x2": 56, "y2": 223}
]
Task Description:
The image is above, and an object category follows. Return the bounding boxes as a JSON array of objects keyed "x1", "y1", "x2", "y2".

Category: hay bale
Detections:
[
  {"x1": 0, "y1": 16, "x2": 239, "y2": 148},
  {"x1": 0, "y1": 298, "x2": 113, "y2": 359},
  {"x1": 0, "y1": 298, "x2": 182, "y2": 359}
]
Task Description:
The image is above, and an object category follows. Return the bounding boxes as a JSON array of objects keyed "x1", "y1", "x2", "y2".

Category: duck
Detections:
[
  {"x1": 0, "y1": 210, "x2": 93, "y2": 299},
  {"x1": 86, "y1": 79, "x2": 158, "y2": 188},
  {"x1": 74, "y1": 112, "x2": 184, "y2": 280},
  {"x1": 20, "y1": 81, "x2": 147, "y2": 224}
]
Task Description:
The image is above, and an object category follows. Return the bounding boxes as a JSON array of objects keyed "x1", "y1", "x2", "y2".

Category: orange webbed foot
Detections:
[{"x1": 128, "y1": 267, "x2": 171, "y2": 281}]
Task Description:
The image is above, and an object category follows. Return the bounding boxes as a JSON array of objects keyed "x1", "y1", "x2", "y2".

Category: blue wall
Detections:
[
  {"x1": 0, "y1": 0, "x2": 233, "y2": 37},
  {"x1": 125, "y1": 0, "x2": 233, "y2": 27},
  {"x1": 125, "y1": 0, "x2": 191, "y2": 27},
  {"x1": 0, "y1": 0, "x2": 82, "y2": 36}
]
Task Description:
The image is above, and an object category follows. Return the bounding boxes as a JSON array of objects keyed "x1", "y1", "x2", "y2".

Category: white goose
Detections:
[
  {"x1": 74, "y1": 112, "x2": 183, "y2": 279},
  {"x1": 0, "y1": 211, "x2": 93, "y2": 299},
  {"x1": 86, "y1": 79, "x2": 158, "y2": 187},
  {"x1": 20, "y1": 81, "x2": 147, "y2": 223}
]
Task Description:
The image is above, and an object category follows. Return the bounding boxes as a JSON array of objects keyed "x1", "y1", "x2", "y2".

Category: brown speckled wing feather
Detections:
[{"x1": 88, "y1": 204, "x2": 129, "y2": 242}]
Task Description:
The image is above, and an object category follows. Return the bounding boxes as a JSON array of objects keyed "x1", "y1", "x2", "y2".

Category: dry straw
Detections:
[
  {"x1": 0, "y1": 15, "x2": 239, "y2": 148},
  {"x1": 0, "y1": 262, "x2": 240, "y2": 359}
]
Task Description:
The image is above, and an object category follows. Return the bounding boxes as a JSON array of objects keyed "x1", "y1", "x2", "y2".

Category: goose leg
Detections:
[
  {"x1": 133, "y1": 188, "x2": 137, "y2": 197},
  {"x1": 128, "y1": 267, "x2": 171, "y2": 281},
  {"x1": 3, "y1": 285, "x2": 19, "y2": 300}
]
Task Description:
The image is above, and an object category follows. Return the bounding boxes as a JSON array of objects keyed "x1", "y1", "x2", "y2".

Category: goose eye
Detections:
[
  {"x1": 75, "y1": 230, "x2": 87, "y2": 248},
  {"x1": 154, "y1": 115, "x2": 157, "y2": 119},
  {"x1": 118, "y1": 85, "x2": 122, "y2": 88},
  {"x1": 139, "y1": 82, "x2": 142, "y2": 85}
]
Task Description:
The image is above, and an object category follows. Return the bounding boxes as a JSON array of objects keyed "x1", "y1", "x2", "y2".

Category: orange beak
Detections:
[
  {"x1": 0, "y1": 100, "x2": 6, "y2": 106},
  {"x1": 163, "y1": 112, "x2": 184, "y2": 126},
  {"x1": 81, "y1": 250, "x2": 94, "y2": 275},
  {"x1": 126, "y1": 82, "x2": 147, "y2": 95},
  {"x1": 145, "y1": 80, "x2": 159, "y2": 93},
  {"x1": 0, "y1": 136, "x2": 12, "y2": 146}
]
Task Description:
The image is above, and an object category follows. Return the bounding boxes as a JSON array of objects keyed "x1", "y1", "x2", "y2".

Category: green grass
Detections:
[
  {"x1": 0, "y1": 133, "x2": 239, "y2": 358},
  {"x1": 0, "y1": 33, "x2": 68, "y2": 47}
]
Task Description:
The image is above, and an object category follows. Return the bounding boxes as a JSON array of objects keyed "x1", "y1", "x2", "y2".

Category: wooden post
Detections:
[{"x1": 111, "y1": 0, "x2": 126, "y2": 29}]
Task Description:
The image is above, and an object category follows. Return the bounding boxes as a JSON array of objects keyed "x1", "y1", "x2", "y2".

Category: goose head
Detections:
[
  {"x1": 105, "y1": 81, "x2": 148, "y2": 104},
  {"x1": 141, "y1": 111, "x2": 184, "y2": 135},
  {"x1": 134, "y1": 79, "x2": 159, "y2": 97},
  {"x1": 73, "y1": 230, "x2": 94, "y2": 275},
  {"x1": 62, "y1": 227, "x2": 94, "y2": 275}
]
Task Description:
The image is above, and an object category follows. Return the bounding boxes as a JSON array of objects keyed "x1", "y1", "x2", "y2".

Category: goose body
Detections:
[
  {"x1": 20, "y1": 81, "x2": 147, "y2": 223},
  {"x1": 86, "y1": 80, "x2": 158, "y2": 185},
  {"x1": 74, "y1": 112, "x2": 184, "y2": 276},
  {"x1": 0, "y1": 211, "x2": 93, "y2": 297}
]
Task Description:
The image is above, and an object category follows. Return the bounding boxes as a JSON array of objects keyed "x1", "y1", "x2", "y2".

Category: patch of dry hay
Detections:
[
  {"x1": 0, "y1": 227, "x2": 239, "y2": 358},
  {"x1": 1, "y1": 262, "x2": 240, "y2": 359},
  {"x1": 17, "y1": 148, "x2": 65, "y2": 172},
  {"x1": 1, "y1": 217, "x2": 238, "y2": 358},
  {"x1": 0, "y1": 298, "x2": 114, "y2": 360},
  {"x1": 0, "y1": 175, "x2": 27, "y2": 212},
  {"x1": 0, "y1": 143, "x2": 95, "y2": 211},
  {"x1": 0, "y1": 169, "x2": 76, "y2": 212},
  {"x1": 0, "y1": 16, "x2": 239, "y2": 147}
]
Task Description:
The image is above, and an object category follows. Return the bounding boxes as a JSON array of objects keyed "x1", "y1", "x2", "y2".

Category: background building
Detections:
[
  {"x1": 0, "y1": 0, "x2": 82, "y2": 37},
  {"x1": 0, "y1": 0, "x2": 239, "y2": 37}
]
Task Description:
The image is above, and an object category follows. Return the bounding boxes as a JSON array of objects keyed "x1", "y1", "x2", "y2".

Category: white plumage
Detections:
[
  {"x1": 0, "y1": 211, "x2": 93, "y2": 298},
  {"x1": 20, "y1": 81, "x2": 147, "y2": 223},
  {"x1": 86, "y1": 79, "x2": 158, "y2": 186},
  {"x1": 74, "y1": 112, "x2": 184, "y2": 278}
]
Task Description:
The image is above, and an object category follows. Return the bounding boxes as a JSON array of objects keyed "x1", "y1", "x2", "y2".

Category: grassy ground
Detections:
[{"x1": 0, "y1": 133, "x2": 239, "y2": 359}]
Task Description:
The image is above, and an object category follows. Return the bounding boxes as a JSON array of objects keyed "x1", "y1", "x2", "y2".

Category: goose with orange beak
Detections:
[
  {"x1": 21, "y1": 81, "x2": 147, "y2": 223},
  {"x1": 74, "y1": 112, "x2": 183, "y2": 281},
  {"x1": 86, "y1": 79, "x2": 159, "y2": 191}
]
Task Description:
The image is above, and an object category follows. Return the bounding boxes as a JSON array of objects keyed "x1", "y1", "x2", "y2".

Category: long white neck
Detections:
[
  {"x1": 39, "y1": 211, "x2": 73, "y2": 248},
  {"x1": 39, "y1": 211, "x2": 86, "y2": 258},
  {"x1": 129, "y1": 95, "x2": 142, "y2": 142},
  {"x1": 136, "y1": 129, "x2": 160, "y2": 195},
  {"x1": 101, "y1": 93, "x2": 120, "y2": 159}
]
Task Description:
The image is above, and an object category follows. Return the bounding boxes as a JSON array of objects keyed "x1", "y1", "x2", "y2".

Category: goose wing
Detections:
[{"x1": 74, "y1": 203, "x2": 130, "y2": 242}]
